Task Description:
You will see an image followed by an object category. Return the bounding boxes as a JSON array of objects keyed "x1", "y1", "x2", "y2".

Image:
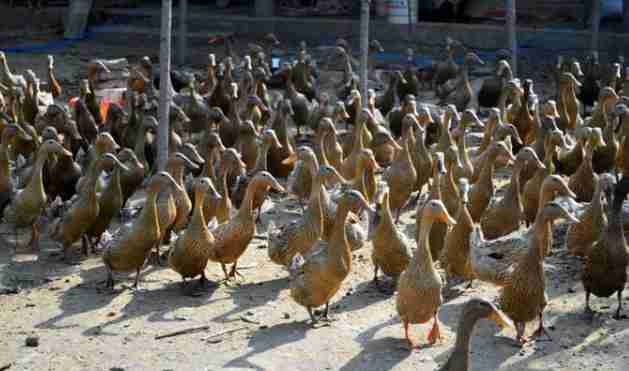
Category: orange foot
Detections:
[{"x1": 427, "y1": 316, "x2": 441, "y2": 345}]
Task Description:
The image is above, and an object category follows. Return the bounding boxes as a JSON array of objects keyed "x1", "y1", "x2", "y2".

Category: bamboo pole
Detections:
[
  {"x1": 360, "y1": 0, "x2": 370, "y2": 109},
  {"x1": 505, "y1": 0, "x2": 517, "y2": 76},
  {"x1": 177, "y1": 0, "x2": 188, "y2": 65},
  {"x1": 158, "y1": 0, "x2": 173, "y2": 171},
  {"x1": 590, "y1": 0, "x2": 601, "y2": 53}
]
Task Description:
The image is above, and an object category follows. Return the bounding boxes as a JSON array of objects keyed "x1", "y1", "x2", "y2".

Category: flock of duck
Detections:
[{"x1": 0, "y1": 35, "x2": 628, "y2": 370}]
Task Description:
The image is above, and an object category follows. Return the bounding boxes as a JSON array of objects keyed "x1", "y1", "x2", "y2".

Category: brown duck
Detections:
[
  {"x1": 397, "y1": 199, "x2": 456, "y2": 348},
  {"x1": 103, "y1": 172, "x2": 178, "y2": 289},
  {"x1": 289, "y1": 190, "x2": 373, "y2": 325},
  {"x1": 208, "y1": 171, "x2": 284, "y2": 280}
]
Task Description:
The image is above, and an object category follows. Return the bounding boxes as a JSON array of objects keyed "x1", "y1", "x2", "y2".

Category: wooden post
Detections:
[
  {"x1": 177, "y1": 0, "x2": 188, "y2": 66},
  {"x1": 590, "y1": 0, "x2": 601, "y2": 53},
  {"x1": 505, "y1": 0, "x2": 517, "y2": 76},
  {"x1": 624, "y1": 0, "x2": 629, "y2": 32},
  {"x1": 360, "y1": 0, "x2": 370, "y2": 109},
  {"x1": 158, "y1": 0, "x2": 172, "y2": 171}
]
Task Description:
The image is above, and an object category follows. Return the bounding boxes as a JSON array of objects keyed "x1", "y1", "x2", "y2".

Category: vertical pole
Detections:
[
  {"x1": 591, "y1": 0, "x2": 601, "y2": 53},
  {"x1": 158, "y1": 0, "x2": 172, "y2": 171},
  {"x1": 624, "y1": 0, "x2": 629, "y2": 32},
  {"x1": 177, "y1": 0, "x2": 188, "y2": 66},
  {"x1": 506, "y1": 0, "x2": 517, "y2": 76},
  {"x1": 360, "y1": 0, "x2": 370, "y2": 109}
]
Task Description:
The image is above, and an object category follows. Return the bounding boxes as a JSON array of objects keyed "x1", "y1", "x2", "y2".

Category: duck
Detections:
[
  {"x1": 512, "y1": 79, "x2": 538, "y2": 146},
  {"x1": 153, "y1": 153, "x2": 199, "y2": 262},
  {"x1": 232, "y1": 128, "x2": 283, "y2": 220},
  {"x1": 371, "y1": 187, "x2": 413, "y2": 287},
  {"x1": 168, "y1": 177, "x2": 221, "y2": 293},
  {"x1": 48, "y1": 153, "x2": 111, "y2": 262},
  {"x1": 437, "y1": 298, "x2": 513, "y2": 371},
  {"x1": 384, "y1": 127, "x2": 417, "y2": 222},
  {"x1": 268, "y1": 165, "x2": 334, "y2": 267},
  {"x1": 478, "y1": 59, "x2": 513, "y2": 109},
  {"x1": 442, "y1": 178, "x2": 475, "y2": 285},
  {"x1": 582, "y1": 176, "x2": 629, "y2": 320},
  {"x1": 284, "y1": 64, "x2": 311, "y2": 137},
  {"x1": 471, "y1": 114, "x2": 522, "y2": 176},
  {"x1": 411, "y1": 111, "x2": 433, "y2": 195},
  {"x1": 268, "y1": 99, "x2": 296, "y2": 178},
  {"x1": 0, "y1": 124, "x2": 25, "y2": 216},
  {"x1": 85, "y1": 153, "x2": 129, "y2": 251},
  {"x1": 498, "y1": 201, "x2": 578, "y2": 345},
  {"x1": 587, "y1": 86, "x2": 619, "y2": 129},
  {"x1": 435, "y1": 105, "x2": 460, "y2": 153},
  {"x1": 468, "y1": 141, "x2": 515, "y2": 222},
  {"x1": 339, "y1": 109, "x2": 371, "y2": 180},
  {"x1": 285, "y1": 146, "x2": 318, "y2": 208},
  {"x1": 208, "y1": 148, "x2": 246, "y2": 224},
  {"x1": 398, "y1": 48, "x2": 420, "y2": 98},
  {"x1": 234, "y1": 120, "x2": 261, "y2": 172},
  {"x1": 471, "y1": 175, "x2": 576, "y2": 287},
  {"x1": 432, "y1": 38, "x2": 461, "y2": 90},
  {"x1": 0, "y1": 52, "x2": 26, "y2": 89},
  {"x1": 76, "y1": 132, "x2": 120, "y2": 193},
  {"x1": 592, "y1": 94, "x2": 620, "y2": 174},
  {"x1": 579, "y1": 52, "x2": 601, "y2": 110},
  {"x1": 615, "y1": 104, "x2": 629, "y2": 174},
  {"x1": 568, "y1": 130, "x2": 605, "y2": 202},
  {"x1": 289, "y1": 190, "x2": 373, "y2": 325},
  {"x1": 376, "y1": 71, "x2": 406, "y2": 116},
  {"x1": 397, "y1": 199, "x2": 456, "y2": 348},
  {"x1": 415, "y1": 152, "x2": 449, "y2": 260},
  {"x1": 314, "y1": 117, "x2": 344, "y2": 171},
  {"x1": 480, "y1": 147, "x2": 544, "y2": 239},
  {"x1": 2, "y1": 139, "x2": 71, "y2": 250},
  {"x1": 387, "y1": 94, "x2": 417, "y2": 139},
  {"x1": 348, "y1": 148, "x2": 380, "y2": 204},
  {"x1": 437, "y1": 52, "x2": 485, "y2": 111},
  {"x1": 441, "y1": 145, "x2": 463, "y2": 218},
  {"x1": 555, "y1": 126, "x2": 591, "y2": 176},
  {"x1": 208, "y1": 171, "x2": 285, "y2": 280},
  {"x1": 103, "y1": 172, "x2": 179, "y2": 289},
  {"x1": 117, "y1": 148, "x2": 146, "y2": 208},
  {"x1": 557, "y1": 72, "x2": 583, "y2": 132},
  {"x1": 567, "y1": 174, "x2": 616, "y2": 257}
]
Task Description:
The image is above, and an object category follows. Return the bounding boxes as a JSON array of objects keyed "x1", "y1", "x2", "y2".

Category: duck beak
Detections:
[
  {"x1": 282, "y1": 153, "x2": 298, "y2": 165},
  {"x1": 181, "y1": 154, "x2": 200, "y2": 171},
  {"x1": 488, "y1": 307, "x2": 514, "y2": 329},
  {"x1": 438, "y1": 208, "x2": 457, "y2": 226},
  {"x1": 268, "y1": 176, "x2": 286, "y2": 193},
  {"x1": 563, "y1": 210, "x2": 580, "y2": 224},
  {"x1": 559, "y1": 181, "x2": 577, "y2": 199},
  {"x1": 473, "y1": 115, "x2": 484, "y2": 129},
  {"x1": 208, "y1": 184, "x2": 221, "y2": 200},
  {"x1": 357, "y1": 194, "x2": 376, "y2": 215},
  {"x1": 273, "y1": 137, "x2": 283, "y2": 149}
]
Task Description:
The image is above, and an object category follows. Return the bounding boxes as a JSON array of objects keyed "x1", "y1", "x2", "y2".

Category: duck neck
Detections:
[
  {"x1": 329, "y1": 199, "x2": 352, "y2": 271},
  {"x1": 238, "y1": 178, "x2": 259, "y2": 220},
  {"x1": 480, "y1": 116, "x2": 498, "y2": 152},
  {"x1": 191, "y1": 187, "x2": 209, "y2": 234},
  {"x1": 167, "y1": 163, "x2": 185, "y2": 188},
  {"x1": 530, "y1": 216, "x2": 552, "y2": 260},
  {"x1": 27, "y1": 151, "x2": 48, "y2": 199},
  {"x1": 0, "y1": 135, "x2": 10, "y2": 179},
  {"x1": 318, "y1": 134, "x2": 331, "y2": 166},
  {"x1": 253, "y1": 142, "x2": 271, "y2": 173},
  {"x1": 134, "y1": 128, "x2": 149, "y2": 167},
  {"x1": 415, "y1": 215, "x2": 438, "y2": 272},
  {"x1": 447, "y1": 311, "x2": 483, "y2": 370},
  {"x1": 141, "y1": 184, "x2": 162, "y2": 245},
  {"x1": 439, "y1": 112, "x2": 455, "y2": 150},
  {"x1": 457, "y1": 130, "x2": 471, "y2": 167},
  {"x1": 429, "y1": 171, "x2": 443, "y2": 200},
  {"x1": 504, "y1": 162, "x2": 523, "y2": 207},
  {"x1": 478, "y1": 150, "x2": 498, "y2": 189}
]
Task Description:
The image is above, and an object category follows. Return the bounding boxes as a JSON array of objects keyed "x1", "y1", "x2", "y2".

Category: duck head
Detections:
[{"x1": 423, "y1": 199, "x2": 457, "y2": 226}]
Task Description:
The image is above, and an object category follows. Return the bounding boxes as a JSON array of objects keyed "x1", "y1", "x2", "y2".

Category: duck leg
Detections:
[
  {"x1": 26, "y1": 224, "x2": 39, "y2": 250},
  {"x1": 321, "y1": 302, "x2": 334, "y2": 322},
  {"x1": 105, "y1": 267, "x2": 115, "y2": 289},
  {"x1": 584, "y1": 290, "x2": 596, "y2": 320},
  {"x1": 220, "y1": 263, "x2": 231, "y2": 281},
  {"x1": 132, "y1": 267, "x2": 142, "y2": 289},
  {"x1": 403, "y1": 320, "x2": 417, "y2": 349},
  {"x1": 81, "y1": 235, "x2": 89, "y2": 257},
  {"x1": 614, "y1": 290, "x2": 623, "y2": 320},
  {"x1": 515, "y1": 321, "x2": 528, "y2": 345},
  {"x1": 228, "y1": 261, "x2": 244, "y2": 278},
  {"x1": 307, "y1": 306, "x2": 319, "y2": 326},
  {"x1": 533, "y1": 312, "x2": 552, "y2": 341},
  {"x1": 427, "y1": 314, "x2": 442, "y2": 345}
]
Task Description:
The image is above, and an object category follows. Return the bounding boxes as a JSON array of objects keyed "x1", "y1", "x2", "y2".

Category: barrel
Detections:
[
  {"x1": 387, "y1": 0, "x2": 418, "y2": 24},
  {"x1": 375, "y1": 0, "x2": 388, "y2": 17}
]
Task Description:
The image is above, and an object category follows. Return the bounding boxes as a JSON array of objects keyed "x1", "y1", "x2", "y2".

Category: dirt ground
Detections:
[{"x1": 1, "y1": 33, "x2": 629, "y2": 371}]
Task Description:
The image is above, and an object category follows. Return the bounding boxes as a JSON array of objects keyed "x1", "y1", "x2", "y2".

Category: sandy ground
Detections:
[{"x1": 0, "y1": 34, "x2": 628, "y2": 371}]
